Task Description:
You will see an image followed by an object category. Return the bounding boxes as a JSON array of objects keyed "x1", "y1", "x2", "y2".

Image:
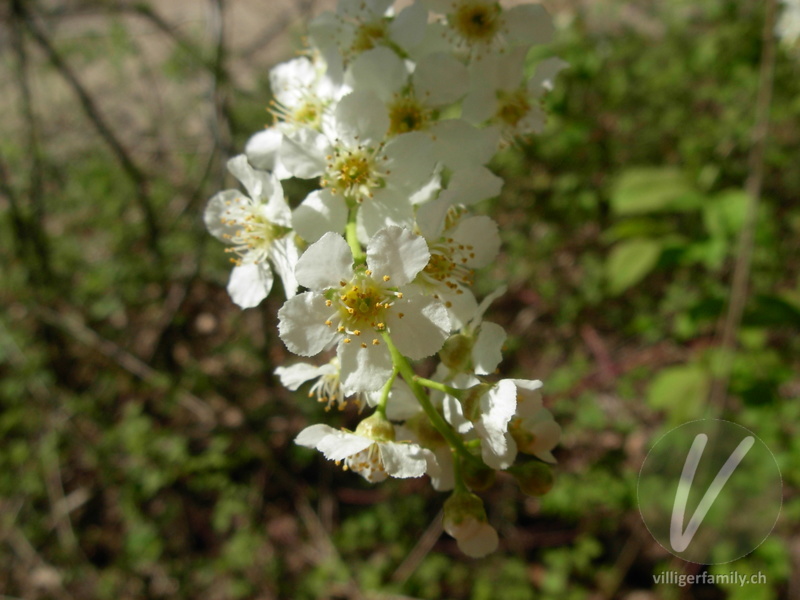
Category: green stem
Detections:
[
  {"x1": 414, "y1": 376, "x2": 464, "y2": 399},
  {"x1": 452, "y1": 452, "x2": 467, "y2": 493},
  {"x1": 345, "y1": 207, "x2": 364, "y2": 262},
  {"x1": 375, "y1": 368, "x2": 398, "y2": 418},
  {"x1": 381, "y1": 332, "x2": 480, "y2": 466}
]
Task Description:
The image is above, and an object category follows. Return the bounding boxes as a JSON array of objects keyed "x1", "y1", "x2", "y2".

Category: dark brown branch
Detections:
[
  {"x1": 9, "y1": 0, "x2": 54, "y2": 281},
  {"x1": 709, "y1": 0, "x2": 778, "y2": 409},
  {"x1": 19, "y1": 2, "x2": 165, "y2": 270}
]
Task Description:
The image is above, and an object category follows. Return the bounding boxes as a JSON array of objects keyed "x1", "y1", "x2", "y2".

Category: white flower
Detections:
[
  {"x1": 276, "y1": 358, "x2": 365, "y2": 411},
  {"x1": 280, "y1": 91, "x2": 438, "y2": 240},
  {"x1": 345, "y1": 48, "x2": 469, "y2": 137},
  {"x1": 278, "y1": 227, "x2": 450, "y2": 392},
  {"x1": 509, "y1": 383, "x2": 560, "y2": 463},
  {"x1": 295, "y1": 419, "x2": 432, "y2": 482},
  {"x1": 422, "y1": 0, "x2": 554, "y2": 59},
  {"x1": 442, "y1": 378, "x2": 545, "y2": 470},
  {"x1": 204, "y1": 155, "x2": 299, "y2": 308},
  {"x1": 412, "y1": 209, "x2": 501, "y2": 328},
  {"x1": 309, "y1": 0, "x2": 428, "y2": 79},
  {"x1": 268, "y1": 54, "x2": 347, "y2": 133},
  {"x1": 462, "y1": 47, "x2": 568, "y2": 140}
]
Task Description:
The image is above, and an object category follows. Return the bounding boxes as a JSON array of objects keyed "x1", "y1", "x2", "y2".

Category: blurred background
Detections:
[{"x1": 1, "y1": 0, "x2": 799, "y2": 598}]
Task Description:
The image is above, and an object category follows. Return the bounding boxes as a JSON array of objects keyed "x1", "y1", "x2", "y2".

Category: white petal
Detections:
[
  {"x1": 345, "y1": 47, "x2": 408, "y2": 103},
  {"x1": 280, "y1": 128, "x2": 330, "y2": 179},
  {"x1": 451, "y1": 216, "x2": 500, "y2": 268},
  {"x1": 245, "y1": 129, "x2": 292, "y2": 179},
  {"x1": 204, "y1": 189, "x2": 242, "y2": 241},
  {"x1": 390, "y1": 2, "x2": 429, "y2": 51},
  {"x1": 413, "y1": 52, "x2": 469, "y2": 106},
  {"x1": 481, "y1": 379, "x2": 518, "y2": 433},
  {"x1": 339, "y1": 339, "x2": 394, "y2": 393},
  {"x1": 528, "y1": 57, "x2": 569, "y2": 95},
  {"x1": 358, "y1": 189, "x2": 415, "y2": 241},
  {"x1": 472, "y1": 322, "x2": 506, "y2": 375},
  {"x1": 278, "y1": 292, "x2": 338, "y2": 356},
  {"x1": 385, "y1": 378, "x2": 421, "y2": 421},
  {"x1": 503, "y1": 4, "x2": 555, "y2": 47},
  {"x1": 293, "y1": 189, "x2": 349, "y2": 243},
  {"x1": 295, "y1": 423, "x2": 338, "y2": 448},
  {"x1": 470, "y1": 285, "x2": 507, "y2": 326},
  {"x1": 383, "y1": 131, "x2": 436, "y2": 194},
  {"x1": 317, "y1": 430, "x2": 374, "y2": 461},
  {"x1": 334, "y1": 90, "x2": 390, "y2": 145},
  {"x1": 269, "y1": 235, "x2": 300, "y2": 298},
  {"x1": 295, "y1": 232, "x2": 353, "y2": 291},
  {"x1": 530, "y1": 418, "x2": 561, "y2": 463},
  {"x1": 428, "y1": 120, "x2": 500, "y2": 171},
  {"x1": 276, "y1": 363, "x2": 326, "y2": 390},
  {"x1": 479, "y1": 430, "x2": 516, "y2": 470},
  {"x1": 461, "y1": 85, "x2": 495, "y2": 124},
  {"x1": 439, "y1": 166, "x2": 503, "y2": 206},
  {"x1": 442, "y1": 393, "x2": 472, "y2": 434},
  {"x1": 380, "y1": 443, "x2": 429, "y2": 478},
  {"x1": 458, "y1": 522, "x2": 499, "y2": 558},
  {"x1": 440, "y1": 287, "x2": 478, "y2": 331},
  {"x1": 387, "y1": 296, "x2": 450, "y2": 360},
  {"x1": 414, "y1": 195, "x2": 450, "y2": 240},
  {"x1": 367, "y1": 226, "x2": 429, "y2": 286},
  {"x1": 227, "y1": 263, "x2": 273, "y2": 309}
]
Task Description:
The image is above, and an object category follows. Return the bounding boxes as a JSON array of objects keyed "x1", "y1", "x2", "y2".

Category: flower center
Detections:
[
  {"x1": 350, "y1": 20, "x2": 389, "y2": 55},
  {"x1": 495, "y1": 89, "x2": 531, "y2": 127},
  {"x1": 345, "y1": 444, "x2": 388, "y2": 482},
  {"x1": 220, "y1": 198, "x2": 282, "y2": 265},
  {"x1": 323, "y1": 145, "x2": 386, "y2": 200},
  {"x1": 388, "y1": 96, "x2": 430, "y2": 136},
  {"x1": 338, "y1": 276, "x2": 391, "y2": 330},
  {"x1": 451, "y1": 1, "x2": 502, "y2": 45},
  {"x1": 270, "y1": 95, "x2": 326, "y2": 130},
  {"x1": 420, "y1": 237, "x2": 476, "y2": 298}
]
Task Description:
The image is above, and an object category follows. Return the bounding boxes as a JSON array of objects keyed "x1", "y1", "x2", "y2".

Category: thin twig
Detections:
[
  {"x1": 20, "y1": 3, "x2": 165, "y2": 270},
  {"x1": 709, "y1": 0, "x2": 778, "y2": 410},
  {"x1": 9, "y1": 0, "x2": 53, "y2": 281},
  {"x1": 391, "y1": 510, "x2": 443, "y2": 584},
  {"x1": 35, "y1": 307, "x2": 217, "y2": 426}
]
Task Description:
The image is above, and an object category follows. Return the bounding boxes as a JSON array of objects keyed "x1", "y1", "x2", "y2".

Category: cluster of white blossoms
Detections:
[{"x1": 206, "y1": 0, "x2": 565, "y2": 558}]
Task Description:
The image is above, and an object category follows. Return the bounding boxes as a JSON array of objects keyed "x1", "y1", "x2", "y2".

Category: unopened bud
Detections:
[
  {"x1": 354, "y1": 413, "x2": 394, "y2": 443},
  {"x1": 462, "y1": 461, "x2": 496, "y2": 492},
  {"x1": 461, "y1": 383, "x2": 493, "y2": 422},
  {"x1": 443, "y1": 491, "x2": 498, "y2": 558},
  {"x1": 439, "y1": 333, "x2": 473, "y2": 371}
]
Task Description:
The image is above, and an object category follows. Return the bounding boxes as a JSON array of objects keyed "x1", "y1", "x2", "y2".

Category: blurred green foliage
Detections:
[{"x1": 1, "y1": 0, "x2": 799, "y2": 599}]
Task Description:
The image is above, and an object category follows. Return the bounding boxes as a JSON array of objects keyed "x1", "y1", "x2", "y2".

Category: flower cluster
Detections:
[{"x1": 206, "y1": 0, "x2": 565, "y2": 558}]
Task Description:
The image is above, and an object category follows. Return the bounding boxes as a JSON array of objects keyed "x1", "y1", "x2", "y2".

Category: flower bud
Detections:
[
  {"x1": 443, "y1": 491, "x2": 498, "y2": 558},
  {"x1": 462, "y1": 460, "x2": 496, "y2": 492},
  {"x1": 510, "y1": 461, "x2": 554, "y2": 497},
  {"x1": 439, "y1": 333, "x2": 473, "y2": 371},
  {"x1": 460, "y1": 383, "x2": 493, "y2": 423},
  {"x1": 354, "y1": 413, "x2": 395, "y2": 443}
]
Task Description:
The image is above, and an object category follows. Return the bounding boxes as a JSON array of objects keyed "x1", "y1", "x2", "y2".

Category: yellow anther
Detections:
[
  {"x1": 383, "y1": 275, "x2": 390, "y2": 281},
  {"x1": 344, "y1": 338, "x2": 352, "y2": 344}
]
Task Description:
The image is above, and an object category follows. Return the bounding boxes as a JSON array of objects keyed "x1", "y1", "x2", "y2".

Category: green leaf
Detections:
[
  {"x1": 703, "y1": 188, "x2": 749, "y2": 238},
  {"x1": 605, "y1": 238, "x2": 663, "y2": 295},
  {"x1": 611, "y1": 167, "x2": 702, "y2": 215},
  {"x1": 647, "y1": 365, "x2": 710, "y2": 423}
]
